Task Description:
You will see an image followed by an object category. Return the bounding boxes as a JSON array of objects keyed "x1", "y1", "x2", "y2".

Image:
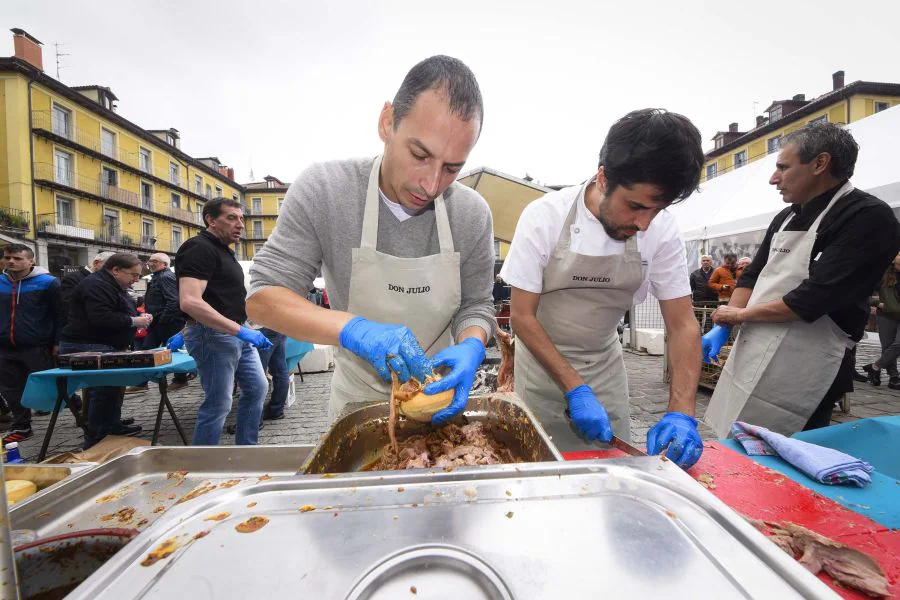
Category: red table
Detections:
[{"x1": 563, "y1": 441, "x2": 899, "y2": 598}]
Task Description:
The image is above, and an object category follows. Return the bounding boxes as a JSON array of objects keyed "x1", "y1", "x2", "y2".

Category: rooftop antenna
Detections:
[
  {"x1": 248, "y1": 163, "x2": 255, "y2": 181},
  {"x1": 752, "y1": 100, "x2": 759, "y2": 120},
  {"x1": 54, "y1": 43, "x2": 70, "y2": 81}
]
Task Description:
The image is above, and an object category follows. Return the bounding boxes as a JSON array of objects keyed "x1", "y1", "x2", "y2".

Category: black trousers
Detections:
[
  {"x1": 145, "y1": 320, "x2": 189, "y2": 383},
  {"x1": 0, "y1": 346, "x2": 56, "y2": 429}
]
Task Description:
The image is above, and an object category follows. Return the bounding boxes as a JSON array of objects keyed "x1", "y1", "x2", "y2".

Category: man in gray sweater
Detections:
[{"x1": 248, "y1": 55, "x2": 496, "y2": 424}]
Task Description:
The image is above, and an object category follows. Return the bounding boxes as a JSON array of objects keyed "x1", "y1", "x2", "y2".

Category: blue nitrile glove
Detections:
[
  {"x1": 339, "y1": 316, "x2": 432, "y2": 383},
  {"x1": 236, "y1": 326, "x2": 274, "y2": 350},
  {"x1": 424, "y1": 338, "x2": 487, "y2": 425},
  {"x1": 701, "y1": 325, "x2": 731, "y2": 363},
  {"x1": 565, "y1": 384, "x2": 613, "y2": 443},
  {"x1": 166, "y1": 332, "x2": 184, "y2": 351},
  {"x1": 647, "y1": 412, "x2": 703, "y2": 469}
]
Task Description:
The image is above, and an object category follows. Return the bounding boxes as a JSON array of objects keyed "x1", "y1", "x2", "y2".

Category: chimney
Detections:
[
  {"x1": 792, "y1": 94, "x2": 805, "y2": 102},
  {"x1": 832, "y1": 70, "x2": 845, "y2": 91},
  {"x1": 728, "y1": 122, "x2": 739, "y2": 132},
  {"x1": 11, "y1": 28, "x2": 43, "y2": 71},
  {"x1": 755, "y1": 115, "x2": 767, "y2": 127},
  {"x1": 226, "y1": 167, "x2": 235, "y2": 180}
]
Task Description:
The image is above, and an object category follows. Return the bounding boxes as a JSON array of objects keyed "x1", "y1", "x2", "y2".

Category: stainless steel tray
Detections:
[
  {"x1": 10, "y1": 444, "x2": 314, "y2": 540},
  {"x1": 302, "y1": 392, "x2": 563, "y2": 473},
  {"x1": 68, "y1": 458, "x2": 837, "y2": 599}
]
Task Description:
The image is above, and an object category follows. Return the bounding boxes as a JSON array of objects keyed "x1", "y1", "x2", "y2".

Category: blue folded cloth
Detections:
[{"x1": 731, "y1": 421, "x2": 874, "y2": 487}]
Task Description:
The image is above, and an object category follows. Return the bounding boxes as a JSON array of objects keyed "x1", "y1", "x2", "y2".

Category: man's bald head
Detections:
[{"x1": 148, "y1": 253, "x2": 170, "y2": 273}]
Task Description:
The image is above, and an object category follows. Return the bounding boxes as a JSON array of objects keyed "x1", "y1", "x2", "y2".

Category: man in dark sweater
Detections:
[
  {"x1": 59, "y1": 251, "x2": 114, "y2": 331},
  {"x1": 60, "y1": 253, "x2": 152, "y2": 448},
  {"x1": 0, "y1": 244, "x2": 62, "y2": 443},
  {"x1": 126, "y1": 252, "x2": 189, "y2": 392},
  {"x1": 689, "y1": 255, "x2": 718, "y2": 303}
]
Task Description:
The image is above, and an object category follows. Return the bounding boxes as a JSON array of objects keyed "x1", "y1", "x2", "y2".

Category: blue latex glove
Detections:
[
  {"x1": 565, "y1": 384, "x2": 613, "y2": 443},
  {"x1": 701, "y1": 324, "x2": 731, "y2": 363},
  {"x1": 166, "y1": 332, "x2": 184, "y2": 351},
  {"x1": 339, "y1": 316, "x2": 431, "y2": 383},
  {"x1": 236, "y1": 326, "x2": 274, "y2": 350},
  {"x1": 647, "y1": 412, "x2": 703, "y2": 469},
  {"x1": 424, "y1": 338, "x2": 486, "y2": 425}
]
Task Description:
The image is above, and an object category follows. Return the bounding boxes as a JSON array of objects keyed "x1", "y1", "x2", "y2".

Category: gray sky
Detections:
[{"x1": 6, "y1": 0, "x2": 900, "y2": 186}]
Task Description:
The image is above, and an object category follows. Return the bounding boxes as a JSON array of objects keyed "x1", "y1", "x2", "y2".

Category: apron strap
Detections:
[
  {"x1": 360, "y1": 156, "x2": 383, "y2": 250},
  {"x1": 553, "y1": 183, "x2": 585, "y2": 254},
  {"x1": 360, "y1": 155, "x2": 454, "y2": 254},
  {"x1": 433, "y1": 195, "x2": 455, "y2": 254}
]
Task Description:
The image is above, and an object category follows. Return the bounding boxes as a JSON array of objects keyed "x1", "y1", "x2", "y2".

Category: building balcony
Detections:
[
  {"x1": 36, "y1": 213, "x2": 160, "y2": 252},
  {"x1": 34, "y1": 162, "x2": 141, "y2": 210},
  {"x1": 0, "y1": 206, "x2": 31, "y2": 235},
  {"x1": 100, "y1": 181, "x2": 141, "y2": 209},
  {"x1": 167, "y1": 206, "x2": 194, "y2": 222},
  {"x1": 33, "y1": 163, "x2": 197, "y2": 228},
  {"x1": 33, "y1": 110, "x2": 141, "y2": 170}
]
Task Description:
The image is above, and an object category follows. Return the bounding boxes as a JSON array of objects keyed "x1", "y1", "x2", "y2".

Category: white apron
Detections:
[
  {"x1": 705, "y1": 182, "x2": 855, "y2": 437},
  {"x1": 515, "y1": 182, "x2": 643, "y2": 451},
  {"x1": 328, "y1": 156, "x2": 462, "y2": 422}
]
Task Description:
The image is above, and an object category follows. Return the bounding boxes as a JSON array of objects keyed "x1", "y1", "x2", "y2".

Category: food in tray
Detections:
[
  {"x1": 495, "y1": 329, "x2": 515, "y2": 392},
  {"x1": 388, "y1": 370, "x2": 454, "y2": 452},
  {"x1": 368, "y1": 421, "x2": 519, "y2": 471},
  {"x1": 5, "y1": 479, "x2": 38, "y2": 504}
]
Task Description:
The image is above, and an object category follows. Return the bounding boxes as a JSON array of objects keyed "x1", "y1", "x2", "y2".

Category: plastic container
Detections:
[{"x1": 4, "y1": 442, "x2": 24, "y2": 464}]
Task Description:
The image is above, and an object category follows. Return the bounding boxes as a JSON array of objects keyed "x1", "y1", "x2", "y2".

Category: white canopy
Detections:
[{"x1": 669, "y1": 105, "x2": 900, "y2": 243}]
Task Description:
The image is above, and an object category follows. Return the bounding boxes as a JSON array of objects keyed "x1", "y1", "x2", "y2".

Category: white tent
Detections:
[{"x1": 669, "y1": 105, "x2": 900, "y2": 256}]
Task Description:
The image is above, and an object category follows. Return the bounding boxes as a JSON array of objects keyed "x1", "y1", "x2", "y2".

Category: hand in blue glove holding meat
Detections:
[
  {"x1": 647, "y1": 412, "x2": 703, "y2": 469},
  {"x1": 339, "y1": 316, "x2": 432, "y2": 383}
]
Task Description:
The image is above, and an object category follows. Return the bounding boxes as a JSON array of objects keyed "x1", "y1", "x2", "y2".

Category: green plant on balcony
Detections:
[
  {"x1": 0, "y1": 209, "x2": 30, "y2": 231},
  {"x1": 121, "y1": 233, "x2": 134, "y2": 246},
  {"x1": 38, "y1": 218, "x2": 52, "y2": 232}
]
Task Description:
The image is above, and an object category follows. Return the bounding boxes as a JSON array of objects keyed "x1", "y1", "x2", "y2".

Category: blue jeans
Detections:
[
  {"x1": 58, "y1": 341, "x2": 122, "y2": 449},
  {"x1": 257, "y1": 328, "x2": 289, "y2": 416},
  {"x1": 184, "y1": 324, "x2": 267, "y2": 445}
]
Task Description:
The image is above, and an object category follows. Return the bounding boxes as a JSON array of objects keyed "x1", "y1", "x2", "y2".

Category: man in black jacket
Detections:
[
  {"x1": 0, "y1": 244, "x2": 62, "y2": 443},
  {"x1": 127, "y1": 253, "x2": 189, "y2": 392},
  {"x1": 60, "y1": 253, "x2": 152, "y2": 448},
  {"x1": 689, "y1": 254, "x2": 718, "y2": 304}
]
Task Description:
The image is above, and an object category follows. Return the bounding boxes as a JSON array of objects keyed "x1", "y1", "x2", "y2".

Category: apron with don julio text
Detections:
[
  {"x1": 328, "y1": 155, "x2": 461, "y2": 421},
  {"x1": 515, "y1": 182, "x2": 643, "y2": 450},
  {"x1": 704, "y1": 182, "x2": 855, "y2": 437}
]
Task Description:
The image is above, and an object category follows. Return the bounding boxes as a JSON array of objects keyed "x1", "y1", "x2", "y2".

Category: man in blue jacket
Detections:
[{"x1": 0, "y1": 244, "x2": 62, "y2": 444}]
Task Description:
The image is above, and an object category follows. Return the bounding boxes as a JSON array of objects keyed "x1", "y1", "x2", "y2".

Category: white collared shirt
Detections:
[{"x1": 499, "y1": 182, "x2": 691, "y2": 304}]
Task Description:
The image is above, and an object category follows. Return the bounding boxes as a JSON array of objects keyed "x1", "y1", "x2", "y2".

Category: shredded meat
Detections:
[
  {"x1": 496, "y1": 330, "x2": 515, "y2": 392},
  {"x1": 746, "y1": 518, "x2": 889, "y2": 597},
  {"x1": 371, "y1": 422, "x2": 519, "y2": 470}
]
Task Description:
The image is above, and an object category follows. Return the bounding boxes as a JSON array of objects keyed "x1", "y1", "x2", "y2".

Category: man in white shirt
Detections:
[{"x1": 501, "y1": 109, "x2": 705, "y2": 468}]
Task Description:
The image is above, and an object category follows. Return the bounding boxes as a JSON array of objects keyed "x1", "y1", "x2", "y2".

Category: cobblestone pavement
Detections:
[{"x1": 14, "y1": 341, "x2": 899, "y2": 462}]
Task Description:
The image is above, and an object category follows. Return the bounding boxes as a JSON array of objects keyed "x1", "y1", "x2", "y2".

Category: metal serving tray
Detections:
[
  {"x1": 68, "y1": 458, "x2": 836, "y2": 599},
  {"x1": 302, "y1": 392, "x2": 563, "y2": 474},
  {"x1": 9, "y1": 444, "x2": 314, "y2": 540}
]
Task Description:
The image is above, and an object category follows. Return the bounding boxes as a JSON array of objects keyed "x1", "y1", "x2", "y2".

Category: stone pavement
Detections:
[{"x1": 14, "y1": 341, "x2": 900, "y2": 462}]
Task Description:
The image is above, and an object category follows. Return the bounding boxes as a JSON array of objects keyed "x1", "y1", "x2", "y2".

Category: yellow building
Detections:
[
  {"x1": 241, "y1": 176, "x2": 288, "y2": 260},
  {"x1": 702, "y1": 70, "x2": 900, "y2": 182},
  {"x1": 458, "y1": 167, "x2": 551, "y2": 262},
  {"x1": 0, "y1": 29, "x2": 243, "y2": 273}
]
